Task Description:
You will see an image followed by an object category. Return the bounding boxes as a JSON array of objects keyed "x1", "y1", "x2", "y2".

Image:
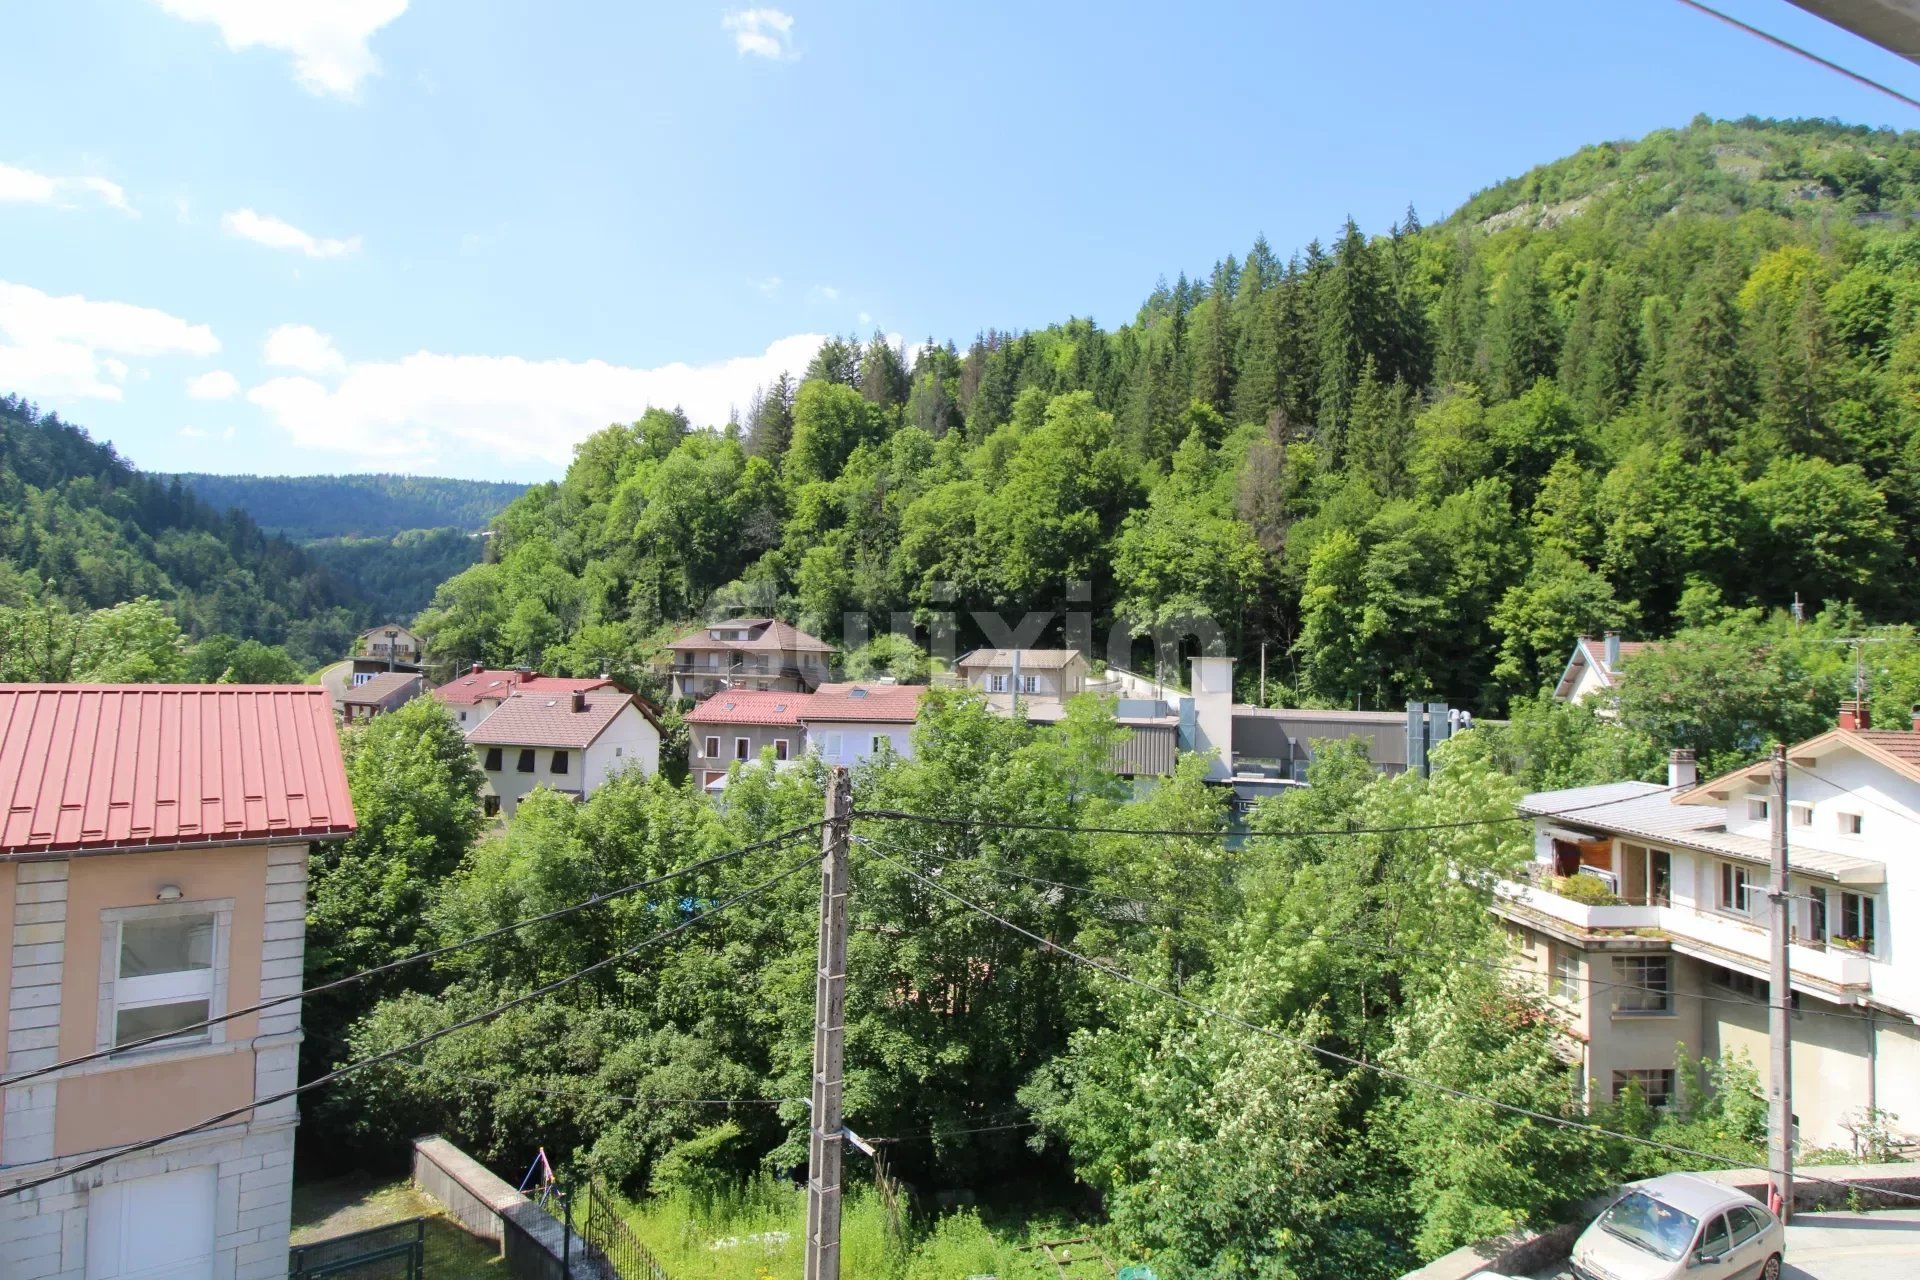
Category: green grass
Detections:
[
  {"x1": 292, "y1": 1176, "x2": 505, "y2": 1280},
  {"x1": 616, "y1": 1176, "x2": 1131, "y2": 1280}
]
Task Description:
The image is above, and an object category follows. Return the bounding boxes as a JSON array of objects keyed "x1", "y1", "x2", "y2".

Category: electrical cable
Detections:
[
  {"x1": 0, "y1": 820, "x2": 826, "y2": 1089},
  {"x1": 858, "y1": 838, "x2": 1920, "y2": 1207},
  {"x1": 851, "y1": 781, "x2": 1691, "y2": 843},
  {"x1": 878, "y1": 837, "x2": 1901, "y2": 1026},
  {"x1": 1671, "y1": 0, "x2": 1920, "y2": 113},
  {"x1": 0, "y1": 854, "x2": 820, "y2": 1200}
]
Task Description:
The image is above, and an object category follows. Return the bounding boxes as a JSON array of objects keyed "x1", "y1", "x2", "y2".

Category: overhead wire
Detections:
[
  {"x1": 0, "y1": 854, "x2": 821, "y2": 1200},
  {"x1": 1671, "y1": 0, "x2": 1920, "y2": 113},
  {"x1": 0, "y1": 819, "x2": 826, "y2": 1089},
  {"x1": 877, "y1": 836, "x2": 1901, "y2": 1026},
  {"x1": 856, "y1": 835, "x2": 1920, "y2": 1207},
  {"x1": 851, "y1": 780, "x2": 1692, "y2": 843}
]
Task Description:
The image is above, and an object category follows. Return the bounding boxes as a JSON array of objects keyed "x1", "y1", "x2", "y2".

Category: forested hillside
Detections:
[
  {"x1": 172, "y1": 472, "x2": 525, "y2": 539},
  {"x1": 0, "y1": 396, "x2": 364, "y2": 666},
  {"x1": 305, "y1": 529, "x2": 489, "y2": 624},
  {"x1": 416, "y1": 116, "x2": 1920, "y2": 712}
]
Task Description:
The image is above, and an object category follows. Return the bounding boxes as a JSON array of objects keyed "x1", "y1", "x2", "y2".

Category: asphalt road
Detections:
[
  {"x1": 1781, "y1": 1209, "x2": 1920, "y2": 1279},
  {"x1": 1529, "y1": 1209, "x2": 1920, "y2": 1280}
]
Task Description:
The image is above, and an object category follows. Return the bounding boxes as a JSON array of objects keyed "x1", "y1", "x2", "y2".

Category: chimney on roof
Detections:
[
  {"x1": 1603, "y1": 631, "x2": 1620, "y2": 670},
  {"x1": 571, "y1": 690, "x2": 587, "y2": 713},
  {"x1": 1668, "y1": 749, "x2": 1697, "y2": 790},
  {"x1": 1839, "y1": 699, "x2": 1871, "y2": 732},
  {"x1": 470, "y1": 661, "x2": 482, "y2": 675},
  {"x1": 1911, "y1": 703, "x2": 1920, "y2": 734}
]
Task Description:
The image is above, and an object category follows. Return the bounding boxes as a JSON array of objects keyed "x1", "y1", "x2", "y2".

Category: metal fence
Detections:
[
  {"x1": 581, "y1": 1178, "x2": 672, "y2": 1280},
  {"x1": 288, "y1": 1218, "x2": 426, "y2": 1280}
]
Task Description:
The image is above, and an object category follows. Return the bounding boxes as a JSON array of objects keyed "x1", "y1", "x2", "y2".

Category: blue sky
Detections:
[{"x1": 3, "y1": 1, "x2": 1918, "y2": 481}]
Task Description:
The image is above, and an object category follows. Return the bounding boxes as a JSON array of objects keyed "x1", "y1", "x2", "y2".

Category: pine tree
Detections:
[
  {"x1": 1232, "y1": 238, "x2": 1281, "y2": 427},
  {"x1": 1485, "y1": 245, "x2": 1560, "y2": 400},
  {"x1": 1344, "y1": 357, "x2": 1416, "y2": 495},
  {"x1": 858, "y1": 332, "x2": 911, "y2": 410},
  {"x1": 1432, "y1": 232, "x2": 1487, "y2": 387},
  {"x1": 1313, "y1": 219, "x2": 1389, "y2": 442},
  {"x1": 745, "y1": 372, "x2": 797, "y2": 459},
  {"x1": 1663, "y1": 257, "x2": 1751, "y2": 455},
  {"x1": 1570, "y1": 270, "x2": 1641, "y2": 423}
]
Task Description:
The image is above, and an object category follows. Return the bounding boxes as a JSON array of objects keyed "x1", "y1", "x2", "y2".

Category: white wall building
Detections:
[
  {"x1": 468, "y1": 687, "x2": 661, "y2": 817},
  {"x1": 799, "y1": 683, "x2": 925, "y2": 770},
  {"x1": 1493, "y1": 701, "x2": 1920, "y2": 1151}
]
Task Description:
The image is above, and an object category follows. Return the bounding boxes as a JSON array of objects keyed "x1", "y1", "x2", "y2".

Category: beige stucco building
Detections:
[{"x1": 0, "y1": 684, "x2": 356, "y2": 1280}]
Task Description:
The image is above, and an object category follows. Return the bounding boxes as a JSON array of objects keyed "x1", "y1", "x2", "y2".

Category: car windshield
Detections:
[{"x1": 1596, "y1": 1190, "x2": 1699, "y2": 1262}]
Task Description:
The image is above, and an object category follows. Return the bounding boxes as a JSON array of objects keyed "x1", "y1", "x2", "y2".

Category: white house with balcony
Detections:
[{"x1": 1493, "y1": 700, "x2": 1920, "y2": 1151}]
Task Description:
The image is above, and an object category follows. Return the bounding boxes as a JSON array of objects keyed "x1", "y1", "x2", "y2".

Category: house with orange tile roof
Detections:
[
  {"x1": 1554, "y1": 631, "x2": 1656, "y2": 703},
  {"x1": 683, "y1": 682, "x2": 927, "y2": 790},
  {"x1": 465, "y1": 686, "x2": 661, "y2": 817},
  {"x1": 0, "y1": 684, "x2": 355, "y2": 1280},
  {"x1": 1492, "y1": 698, "x2": 1920, "y2": 1150},
  {"x1": 663, "y1": 619, "x2": 835, "y2": 700},
  {"x1": 429, "y1": 664, "x2": 614, "y2": 733}
]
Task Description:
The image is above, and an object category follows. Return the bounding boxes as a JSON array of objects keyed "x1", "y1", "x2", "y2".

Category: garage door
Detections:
[{"x1": 85, "y1": 1165, "x2": 216, "y2": 1280}]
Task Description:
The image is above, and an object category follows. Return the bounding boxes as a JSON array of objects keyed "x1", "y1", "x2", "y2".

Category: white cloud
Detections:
[
  {"x1": 0, "y1": 280, "x2": 219, "y2": 401},
  {"x1": 0, "y1": 162, "x2": 134, "y2": 215},
  {"x1": 756, "y1": 275, "x2": 783, "y2": 296},
  {"x1": 177, "y1": 425, "x2": 210, "y2": 439},
  {"x1": 857, "y1": 311, "x2": 873, "y2": 327},
  {"x1": 263, "y1": 324, "x2": 346, "y2": 374},
  {"x1": 222, "y1": 208, "x2": 361, "y2": 259},
  {"x1": 152, "y1": 0, "x2": 408, "y2": 99},
  {"x1": 247, "y1": 333, "x2": 829, "y2": 470},
  {"x1": 187, "y1": 369, "x2": 240, "y2": 400},
  {"x1": 723, "y1": 8, "x2": 796, "y2": 60},
  {"x1": 808, "y1": 284, "x2": 840, "y2": 303}
]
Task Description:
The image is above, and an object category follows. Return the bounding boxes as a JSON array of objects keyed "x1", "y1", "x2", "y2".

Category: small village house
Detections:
[
  {"x1": 467, "y1": 686, "x2": 661, "y2": 817},
  {"x1": 1493, "y1": 700, "x2": 1920, "y2": 1150},
  {"x1": 0, "y1": 684, "x2": 356, "y2": 1280},
  {"x1": 429, "y1": 666, "x2": 613, "y2": 732},
  {"x1": 338, "y1": 671, "x2": 424, "y2": 722},
  {"x1": 664, "y1": 619, "x2": 834, "y2": 700},
  {"x1": 354, "y1": 624, "x2": 423, "y2": 669},
  {"x1": 1553, "y1": 631, "x2": 1653, "y2": 704},
  {"x1": 800, "y1": 683, "x2": 926, "y2": 770},
  {"x1": 686, "y1": 691, "x2": 807, "y2": 791}
]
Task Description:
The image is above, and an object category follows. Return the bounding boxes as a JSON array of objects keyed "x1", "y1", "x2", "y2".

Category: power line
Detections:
[
  {"x1": 851, "y1": 782, "x2": 1690, "y2": 843},
  {"x1": 1785, "y1": 757, "x2": 1915, "y2": 828},
  {"x1": 0, "y1": 855, "x2": 820, "y2": 1200},
  {"x1": 878, "y1": 837, "x2": 1900, "y2": 1026},
  {"x1": 1672, "y1": 0, "x2": 1920, "y2": 112},
  {"x1": 859, "y1": 840, "x2": 1920, "y2": 1207},
  {"x1": 0, "y1": 820, "x2": 825, "y2": 1089}
]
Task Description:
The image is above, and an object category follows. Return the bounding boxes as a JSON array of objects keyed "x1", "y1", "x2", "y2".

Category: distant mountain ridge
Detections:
[
  {"x1": 170, "y1": 472, "x2": 528, "y2": 541},
  {"x1": 0, "y1": 395, "x2": 367, "y2": 664}
]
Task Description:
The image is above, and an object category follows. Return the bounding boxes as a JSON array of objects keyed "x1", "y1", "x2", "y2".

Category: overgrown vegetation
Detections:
[{"x1": 413, "y1": 117, "x2": 1920, "y2": 718}]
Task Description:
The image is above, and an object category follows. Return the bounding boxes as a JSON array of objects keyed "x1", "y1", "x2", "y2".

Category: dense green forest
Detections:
[
  {"x1": 171, "y1": 472, "x2": 525, "y2": 539},
  {"x1": 416, "y1": 116, "x2": 1920, "y2": 713},
  {"x1": 304, "y1": 528, "x2": 488, "y2": 624},
  {"x1": 0, "y1": 395, "x2": 366, "y2": 667}
]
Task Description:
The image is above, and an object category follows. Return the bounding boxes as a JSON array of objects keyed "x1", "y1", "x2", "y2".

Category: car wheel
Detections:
[{"x1": 1761, "y1": 1253, "x2": 1782, "y2": 1280}]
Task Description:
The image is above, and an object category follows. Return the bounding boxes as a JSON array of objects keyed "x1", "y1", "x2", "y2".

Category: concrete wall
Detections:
[
  {"x1": 690, "y1": 724, "x2": 797, "y2": 781},
  {"x1": 411, "y1": 1136, "x2": 598, "y2": 1280},
  {"x1": 805, "y1": 720, "x2": 912, "y2": 768},
  {"x1": 585, "y1": 706, "x2": 659, "y2": 787},
  {"x1": 483, "y1": 706, "x2": 659, "y2": 817}
]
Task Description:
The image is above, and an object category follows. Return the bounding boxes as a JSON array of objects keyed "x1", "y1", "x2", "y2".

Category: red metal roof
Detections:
[
  {"x1": 0, "y1": 685, "x2": 356, "y2": 856},
  {"x1": 802, "y1": 683, "x2": 926, "y2": 723},
  {"x1": 431, "y1": 669, "x2": 611, "y2": 707},
  {"x1": 686, "y1": 690, "x2": 809, "y2": 727}
]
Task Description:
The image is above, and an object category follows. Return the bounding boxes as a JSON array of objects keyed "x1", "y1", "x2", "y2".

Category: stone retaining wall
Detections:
[{"x1": 411, "y1": 1135, "x2": 601, "y2": 1280}]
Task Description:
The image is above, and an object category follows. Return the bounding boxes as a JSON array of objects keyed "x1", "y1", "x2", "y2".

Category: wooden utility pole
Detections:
[
  {"x1": 1768, "y1": 744, "x2": 1794, "y2": 1222},
  {"x1": 804, "y1": 767, "x2": 853, "y2": 1280}
]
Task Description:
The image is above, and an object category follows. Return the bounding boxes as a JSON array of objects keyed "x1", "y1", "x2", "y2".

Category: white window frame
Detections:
[
  {"x1": 774, "y1": 738, "x2": 790, "y2": 761},
  {"x1": 1840, "y1": 891, "x2": 1878, "y2": 954},
  {"x1": 1789, "y1": 802, "x2": 1813, "y2": 828},
  {"x1": 1718, "y1": 862, "x2": 1757, "y2": 918},
  {"x1": 1612, "y1": 1067, "x2": 1676, "y2": 1109},
  {"x1": 987, "y1": 674, "x2": 1008, "y2": 693},
  {"x1": 1838, "y1": 811, "x2": 1863, "y2": 836},
  {"x1": 1612, "y1": 954, "x2": 1672, "y2": 1015},
  {"x1": 704, "y1": 735, "x2": 720, "y2": 759},
  {"x1": 1806, "y1": 885, "x2": 1829, "y2": 945},
  {"x1": 1019, "y1": 674, "x2": 1038, "y2": 693},
  {"x1": 734, "y1": 736, "x2": 751, "y2": 761},
  {"x1": 871, "y1": 734, "x2": 889, "y2": 754},
  {"x1": 1746, "y1": 797, "x2": 1769, "y2": 823},
  {"x1": 97, "y1": 899, "x2": 233, "y2": 1055},
  {"x1": 1551, "y1": 947, "x2": 1581, "y2": 1002}
]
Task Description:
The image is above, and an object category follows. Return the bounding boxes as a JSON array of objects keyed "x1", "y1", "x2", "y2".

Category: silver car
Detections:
[{"x1": 1570, "y1": 1173, "x2": 1785, "y2": 1280}]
